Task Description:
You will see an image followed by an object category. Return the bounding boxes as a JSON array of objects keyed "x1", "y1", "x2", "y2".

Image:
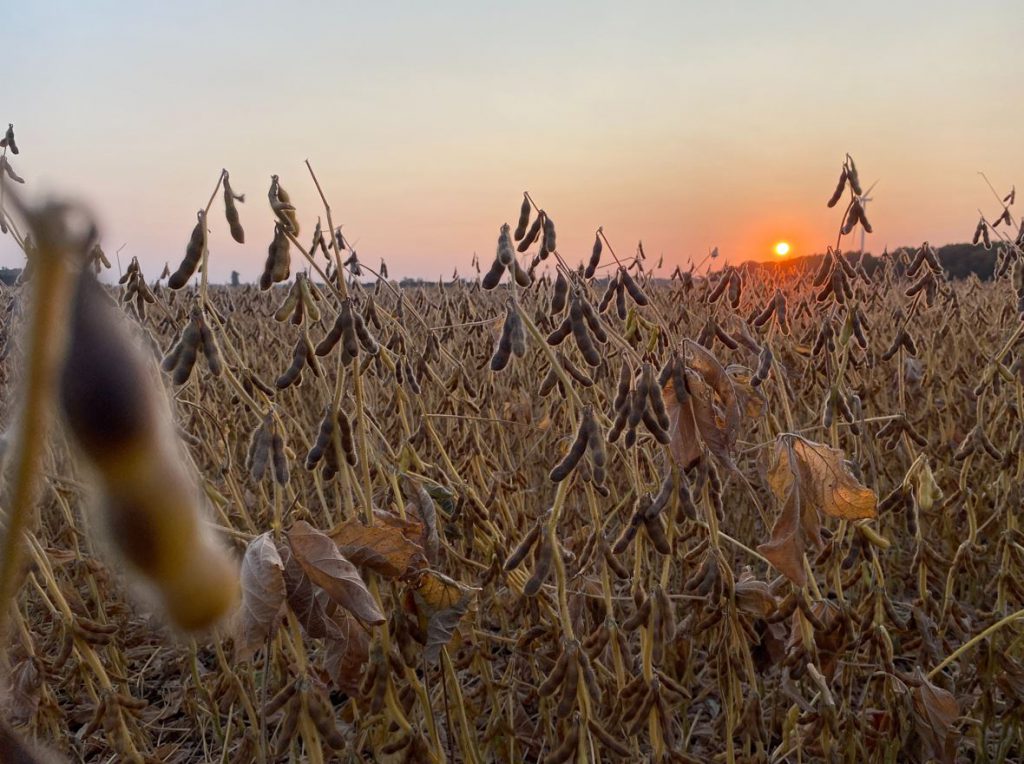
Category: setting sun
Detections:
[{"x1": 774, "y1": 241, "x2": 791, "y2": 257}]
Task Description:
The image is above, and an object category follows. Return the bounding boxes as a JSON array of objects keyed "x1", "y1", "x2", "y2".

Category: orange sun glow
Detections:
[{"x1": 774, "y1": 241, "x2": 790, "y2": 257}]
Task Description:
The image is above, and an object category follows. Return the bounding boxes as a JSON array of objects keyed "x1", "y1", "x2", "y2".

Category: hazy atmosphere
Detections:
[{"x1": 3, "y1": 1, "x2": 1021, "y2": 280}]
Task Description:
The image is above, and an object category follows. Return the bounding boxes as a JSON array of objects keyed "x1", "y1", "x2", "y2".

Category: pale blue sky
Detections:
[{"x1": 2, "y1": 1, "x2": 1021, "y2": 280}]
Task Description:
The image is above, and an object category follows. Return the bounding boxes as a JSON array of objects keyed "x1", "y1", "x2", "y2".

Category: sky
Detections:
[{"x1": 1, "y1": 1, "x2": 1021, "y2": 282}]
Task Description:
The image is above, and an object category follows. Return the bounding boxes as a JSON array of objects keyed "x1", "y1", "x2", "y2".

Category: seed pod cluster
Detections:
[
  {"x1": 876, "y1": 414, "x2": 928, "y2": 450},
  {"x1": 972, "y1": 217, "x2": 991, "y2": 250},
  {"x1": 907, "y1": 242, "x2": 942, "y2": 277},
  {"x1": 482, "y1": 223, "x2": 532, "y2": 289},
  {"x1": 0, "y1": 122, "x2": 17, "y2": 154},
  {"x1": 305, "y1": 405, "x2": 358, "y2": 478},
  {"x1": 118, "y1": 257, "x2": 156, "y2": 319},
  {"x1": 168, "y1": 210, "x2": 207, "y2": 290},
  {"x1": 315, "y1": 298, "x2": 380, "y2": 364},
  {"x1": 750, "y1": 288, "x2": 790, "y2": 334},
  {"x1": 880, "y1": 328, "x2": 918, "y2": 360},
  {"x1": 268, "y1": 174, "x2": 299, "y2": 235},
  {"x1": 260, "y1": 224, "x2": 291, "y2": 290},
  {"x1": 598, "y1": 266, "x2": 648, "y2": 319},
  {"x1": 707, "y1": 267, "x2": 742, "y2": 309},
  {"x1": 277, "y1": 334, "x2": 321, "y2": 388},
  {"x1": 490, "y1": 300, "x2": 527, "y2": 372},
  {"x1": 161, "y1": 307, "x2": 222, "y2": 384},
  {"x1": 548, "y1": 406, "x2": 605, "y2": 487},
  {"x1": 547, "y1": 293, "x2": 605, "y2": 366},
  {"x1": 273, "y1": 272, "x2": 322, "y2": 325},
  {"x1": 841, "y1": 198, "x2": 872, "y2": 235},
  {"x1": 246, "y1": 414, "x2": 290, "y2": 485},
  {"x1": 222, "y1": 171, "x2": 245, "y2": 244},
  {"x1": 696, "y1": 316, "x2": 739, "y2": 350},
  {"x1": 608, "y1": 362, "x2": 671, "y2": 447},
  {"x1": 60, "y1": 270, "x2": 237, "y2": 630}
]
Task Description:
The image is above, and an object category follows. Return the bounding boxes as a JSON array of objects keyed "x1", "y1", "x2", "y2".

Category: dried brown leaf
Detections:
[
  {"x1": 772, "y1": 436, "x2": 877, "y2": 521},
  {"x1": 288, "y1": 520, "x2": 385, "y2": 626},
  {"x1": 330, "y1": 519, "x2": 427, "y2": 580},
  {"x1": 324, "y1": 609, "x2": 371, "y2": 695},
  {"x1": 235, "y1": 532, "x2": 286, "y2": 660},
  {"x1": 911, "y1": 667, "x2": 959, "y2": 764}
]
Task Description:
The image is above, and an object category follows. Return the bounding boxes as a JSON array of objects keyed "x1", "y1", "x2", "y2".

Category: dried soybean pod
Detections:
[
  {"x1": 554, "y1": 649, "x2": 578, "y2": 718},
  {"x1": 517, "y1": 216, "x2": 543, "y2": 252},
  {"x1": 168, "y1": 211, "x2": 206, "y2": 290},
  {"x1": 315, "y1": 313, "x2": 344, "y2": 356},
  {"x1": 490, "y1": 305, "x2": 516, "y2": 372},
  {"x1": 274, "y1": 699, "x2": 300, "y2": 758},
  {"x1": 542, "y1": 724, "x2": 579, "y2": 764},
  {"x1": 644, "y1": 362, "x2": 670, "y2": 431},
  {"x1": 504, "y1": 524, "x2": 541, "y2": 572},
  {"x1": 598, "y1": 275, "x2": 617, "y2": 313},
  {"x1": 707, "y1": 271, "x2": 730, "y2": 303},
  {"x1": 2, "y1": 123, "x2": 18, "y2": 154},
  {"x1": 512, "y1": 258, "x2": 533, "y2": 287},
  {"x1": 541, "y1": 212, "x2": 557, "y2": 253},
  {"x1": 514, "y1": 194, "x2": 532, "y2": 240},
  {"x1": 337, "y1": 410, "x2": 358, "y2": 466},
  {"x1": 352, "y1": 310, "x2": 380, "y2": 355},
  {"x1": 579, "y1": 298, "x2": 607, "y2": 343},
  {"x1": 276, "y1": 337, "x2": 307, "y2": 388},
  {"x1": 481, "y1": 258, "x2": 504, "y2": 290},
  {"x1": 643, "y1": 513, "x2": 671, "y2": 554},
  {"x1": 339, "y1": 301, "x2": 359, "y2": 364},
  {"x1": 247, "y1": 422, "x2": 271, "y2": 480},
  {"x1": 612, "y1": 511, "x2": 643, "y2": 554},
  {"x1": 305, "y1": 407, "x2": 334, "y2": 469},
  {"x1": 508, "y1": 304, "x2": 526, "y2": 357},
  {"x1": 547, "y1": 315, "x2": 572, "y2": 346},
  {"x1": 560, "y1": 352, "x2": 594, "y2": 387},
  {"x1": 646, "y1": 472, "x2": 673, "y2": 519},
  {"x1": 585, "y1": 233, "x2": 603, "y2": 279},
  {"x1": 612, "y1": 361, "x2": 632, "y2": 413},
  {"x1": 274, "y1": 284, "x2": 301, "y2": 323},
  {"x1": 550, "y1": 408, "x2": 592, "y2": 482},
  {"x1": 587, "y1": 719, "x2": 631, "y2": 758},
  {"x1": 539, "y1": 367, "x2": 559, "y2": 397},
  {"x1": 615, "y1": 279, "x2": 627, "y2": 320},
  {"x1": 552, "y1": 271, "x2": 569, "y2": 314},
  {"x1": 170, "y1": 321, "x2": 201, "y2": 386},
  {"x1": 847, "y1": 156, "x2": 862, "y2": 195},
  {"x1": 270, "y1": 432, "x2": 289, "y2": 485},
  {"x1": 268, "y1": 174, "x2": 300, "y2": 235},
  {"x1": 827, "y1": 167, "x2": 848, "y2": 207},
  {"x1": 538, "y1": 643, "x2": 570, "y2": 696},
  {"x1": 752, "y1": 345, "x2": 772, "y2": 386},
  {"x1": 264, "y1": 678, "x2": 298, "y2": 717},
  {"x1": 60, "y1": 271, "x2": 237, "y2": 630},
  {"x1": 620, "y1": 267, "x2": 649, "y2": 306},
  {"x1": 222, "y1": 172, "x2": 246, "y2": 244},
  {"x1": 569, "y1": 297, "x2": 600, "y2": 366},
  {"x1": 524, "y1": 526, "x2": 553, "y2": 596},
  {"x1": 197, "y1": 314, "x2": 222, "y2": 376},
  {"x1": 602, "y1": 542, "x2": 629, "y2": 579},
  {"x1": 496, "y1": 223, "x2": 515, "y2": 267}
]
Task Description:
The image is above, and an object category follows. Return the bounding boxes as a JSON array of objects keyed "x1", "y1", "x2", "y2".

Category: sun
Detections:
[{"x1": 774, "y1": 241, "x2": 791, "y2": 257}]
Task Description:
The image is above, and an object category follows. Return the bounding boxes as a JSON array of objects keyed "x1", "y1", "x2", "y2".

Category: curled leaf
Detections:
[
  {"x1": 330, "y1": 518, "x2": 428, "y2": 580},
  {"x1": 235, "y1": 532, "x2": 286, "y2": 660},
  {"x1": 911, "y1": 667, "x2": 959, "y2": 764},
  {"x1": 287, "y1": 520, "x2": 385, "y2": 626}
]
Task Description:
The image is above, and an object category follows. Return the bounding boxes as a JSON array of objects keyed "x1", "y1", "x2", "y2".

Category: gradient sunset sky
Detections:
[{"x1": 2, "y1": 1, "x2": 1021, "y2": 282}]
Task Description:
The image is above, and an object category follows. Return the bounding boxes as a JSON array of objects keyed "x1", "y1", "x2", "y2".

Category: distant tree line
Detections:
[{"x1": 0, "y1": 243, "x2": 1004, "y2": 288}]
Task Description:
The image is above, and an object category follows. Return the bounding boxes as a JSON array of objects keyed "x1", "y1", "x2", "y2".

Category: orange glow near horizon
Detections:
[{"x1": 774, "y1": 241, "x2": 791, "y2": 257}]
